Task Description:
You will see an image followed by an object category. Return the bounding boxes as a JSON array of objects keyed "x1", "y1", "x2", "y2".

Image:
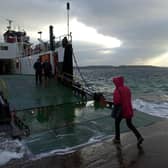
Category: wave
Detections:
[
  {"x1": 0, "y1": 137, "x2": 29, "y2": 166},
  {"x1": 133, "y1": 99, "x2": 168, "y2": 118}
]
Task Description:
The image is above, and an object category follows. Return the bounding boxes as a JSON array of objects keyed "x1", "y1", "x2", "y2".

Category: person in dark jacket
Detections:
[
  {"x1": 33, "y1": 58, "x2": 43, "y2": 85},
  {"x1": 112, "y1": 76, "x2": 144, "y2": 146},
  {"x1": 62, "y1": 37, "x2": 73, "y2": 83},
  {"x1": 42, "y1": 59, "x2": 52, "y2": 82}
]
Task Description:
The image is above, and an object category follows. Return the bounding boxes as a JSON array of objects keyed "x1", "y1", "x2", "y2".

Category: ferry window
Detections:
[{"x1": 0, "y1": 46, "x2": 8, "y2": 50}]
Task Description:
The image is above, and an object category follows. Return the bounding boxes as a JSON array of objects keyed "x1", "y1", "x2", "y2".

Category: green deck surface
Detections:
[
  {"x1": 18, "y1": 103, "x2": 161, "y2": 155},
  {"x1": 0, "y1": 75, "x2": 81, "y2": 110}
]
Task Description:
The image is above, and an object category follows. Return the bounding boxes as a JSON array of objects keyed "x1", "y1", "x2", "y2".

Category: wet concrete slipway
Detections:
[{"x1": 0, "y1": 75, "x2": 167, "y2": 168}]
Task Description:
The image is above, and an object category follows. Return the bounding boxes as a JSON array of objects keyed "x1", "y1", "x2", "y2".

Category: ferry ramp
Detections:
[{"x1": 0, "y1": 75, "x2": 82, "y2": 110}]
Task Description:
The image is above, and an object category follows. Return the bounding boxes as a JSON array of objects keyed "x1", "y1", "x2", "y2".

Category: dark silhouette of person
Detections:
[
  {"x1": 33, "y1": 58, "x2": 42, "y2": 85},
  {"x1": 112, "y1": 76, "x2": 144, "y2": 146},
  {"x1": 62, "y1": 37, "x2": 73, "y2": 83},
  {"x1": 42, "y1": 59, "x2": 52, "y2": 82}
]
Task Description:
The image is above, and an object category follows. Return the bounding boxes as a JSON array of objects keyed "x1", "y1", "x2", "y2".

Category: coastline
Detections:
[{"x1": 1, "y1": 119, "x2": 168, "y2": 168}]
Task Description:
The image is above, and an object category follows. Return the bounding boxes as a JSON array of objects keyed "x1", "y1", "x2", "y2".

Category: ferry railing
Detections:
[
  {"x1": 19, "y1": 33, "x2": 72, "y2": 57},
  {"x1": 57, "y1": 72, "x2": 95, "y2": 100},
  {"x1": 60, "y1": 73, "x2": 114, "y2": 108},
  {"x1": 55, "y1": 33, "x2": 72, "y2": 43}
]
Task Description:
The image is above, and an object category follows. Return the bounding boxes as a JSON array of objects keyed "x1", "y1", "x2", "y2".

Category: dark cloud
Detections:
[
  {"x1": 71, "y1": 0, "x2": 168, "y2": 66},
  {"x1": 0, "y1": 0, "x2": 168, "y2": 66},
  {"x1": 0, "y1": 0, "x2": 65, "y2": 29}
]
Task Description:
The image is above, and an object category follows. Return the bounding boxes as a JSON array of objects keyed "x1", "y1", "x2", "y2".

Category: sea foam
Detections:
[
  {"x1": 133, "y1": 99, "x2": 168, "y2": 118},
  {"x1": 0, "y1": 138, "x2": 27, "y2": 166}
]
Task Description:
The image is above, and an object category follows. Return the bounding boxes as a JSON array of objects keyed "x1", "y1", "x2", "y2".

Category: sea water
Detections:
[
  {"x1": 79, "y1": 66, "x2": 168, "y2": 118},
  {"x1": 1, "y1": 66, "x2": 168, "y2": 165}
]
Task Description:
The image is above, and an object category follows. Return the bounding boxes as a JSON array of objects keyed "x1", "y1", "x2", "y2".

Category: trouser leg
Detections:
[
  {"x1": 39, "y1": 73, "x2": 42, "y2": 84},
  {"x1": 44, "y1": 72, "x2": 48, "y2": 81},
  {"x1": 126, "y1": 118, "x2": 141, "y2": 139},
  {"x1": 35, "y1": 72, "x2": 38, "y2": 84},
  {"x1": 115, "y1": 117, "x2": 122, "y2": 140}
]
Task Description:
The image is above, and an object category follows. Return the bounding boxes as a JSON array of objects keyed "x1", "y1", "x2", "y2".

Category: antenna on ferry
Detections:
[
  {"x1": 67, "y1": 2, "x2": 70, "y2": 39},
  {"x1": 38, "y1": 31, "x2": 42, "y2": 40},
  {"x1": 6, "y1": 19, "x2": 13, "y2": 30}
]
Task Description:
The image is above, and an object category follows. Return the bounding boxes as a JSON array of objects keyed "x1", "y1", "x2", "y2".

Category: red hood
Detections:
[{"x1": 112, "y1": 76, "x2": 124, "y2": 88}]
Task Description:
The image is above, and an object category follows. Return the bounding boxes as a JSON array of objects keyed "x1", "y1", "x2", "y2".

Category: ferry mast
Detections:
[
  {"x1": 6, "y1": 19, "x2": 13, "y2": 31},
  {"x1": 67, "y1": 2, "x2": 70, "y2": 39}
]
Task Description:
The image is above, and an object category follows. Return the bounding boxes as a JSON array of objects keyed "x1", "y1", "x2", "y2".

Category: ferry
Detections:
[
  {"x1": 0, "y1": 1, "x2": 106, "y2": 134},
  {"x1": 0, "y1": 3, "x2": 111, "y2": 167},
  {"x1": 0, "y1": 16, "x2": 97, "y2": 98},
  {"x1": 0, "y1": 21, "x2": 73, "y2": 79},
  {"x1": 0, "y1": 4, "x2": 109, "y2": 168}
]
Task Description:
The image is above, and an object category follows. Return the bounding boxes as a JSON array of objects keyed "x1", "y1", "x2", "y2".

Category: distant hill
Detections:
[{"x1": 74, "y1": 65, "x2": 168, "y2": 69}]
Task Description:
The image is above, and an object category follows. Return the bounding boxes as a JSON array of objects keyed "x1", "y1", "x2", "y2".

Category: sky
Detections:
[{"x1": 0, "y1": 0, "x2": 168, "y2": 67}]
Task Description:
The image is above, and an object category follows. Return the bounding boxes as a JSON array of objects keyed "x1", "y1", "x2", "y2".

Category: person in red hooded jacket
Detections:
[{"x1": 112, "y1": 76, "x2": 144, "y2": 146}]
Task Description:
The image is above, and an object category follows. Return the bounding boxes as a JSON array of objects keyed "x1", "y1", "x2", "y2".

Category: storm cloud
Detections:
[{"x1": 0, "y1": 0, "x2": 168, "y2": 66}]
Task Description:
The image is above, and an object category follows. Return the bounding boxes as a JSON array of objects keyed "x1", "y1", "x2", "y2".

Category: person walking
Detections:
[
  {"x1": 33, "y1": 58, "x2": 43, "y2": 85},
  {"x1": 112, "y1": 76, "x2": 144, "y2": 146}
]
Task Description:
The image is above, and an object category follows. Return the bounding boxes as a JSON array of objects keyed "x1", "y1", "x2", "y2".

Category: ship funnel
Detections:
[
  {"x1": 67, "y1": 2, "x2": 70, "y2": 10},
  {"x1": 49, "y1": 25, "x2": 55, "y2": 51}
]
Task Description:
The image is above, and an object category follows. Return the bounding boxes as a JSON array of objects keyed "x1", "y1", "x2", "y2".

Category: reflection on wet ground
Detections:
[
  {"x1": 17, "y1": 102, "x2": 112, "y2": 154},
  {"x1": 114, "y1": 144, "x2": 144, "y2": 168},
  {"x1": 14, "y1": 101, "x2": 160, "y2": 155}
]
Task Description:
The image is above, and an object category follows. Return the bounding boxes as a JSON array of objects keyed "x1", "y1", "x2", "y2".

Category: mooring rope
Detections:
[{"x1": 72, "y1": 51, "x2": 97, "y2": 95}]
